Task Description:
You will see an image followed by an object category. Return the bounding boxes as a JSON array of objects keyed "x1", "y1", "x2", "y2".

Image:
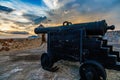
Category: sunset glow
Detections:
[{"x1": 0, "y1": 0, "x2": 120, "y2": 38}]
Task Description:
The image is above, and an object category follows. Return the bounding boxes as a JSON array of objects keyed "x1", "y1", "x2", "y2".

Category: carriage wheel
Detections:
[
  {"x1": 41, "y1": 53, "x2": 53, "y2": 68},
  {"x1": 79, "y1": 61, "x2": 106, "y2": 80},
  {"x1": 41, "y1": 53, "x2": 59, "y2": 72}
]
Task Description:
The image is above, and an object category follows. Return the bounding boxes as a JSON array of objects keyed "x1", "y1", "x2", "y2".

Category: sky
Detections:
[{"x1": 0, "y1": 0, "x2": 120, "y2": 35}]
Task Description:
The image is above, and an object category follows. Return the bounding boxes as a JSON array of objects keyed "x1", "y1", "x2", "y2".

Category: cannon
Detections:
[{"x1": 34, "y1": 20, "x2": 120, "y2": 80}]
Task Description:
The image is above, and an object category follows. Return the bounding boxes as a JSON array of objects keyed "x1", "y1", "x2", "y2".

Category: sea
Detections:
[{"x1": 0, "y1": 33, "x2": 31, "y2": 39}]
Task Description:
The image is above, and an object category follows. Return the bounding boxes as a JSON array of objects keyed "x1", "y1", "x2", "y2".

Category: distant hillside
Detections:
[
  {"x1": 106, "y1": 30, "x2": 120, "y2": 36},
  {"x1": 104, "y1": 30, "x2": 120, "y2": 42}
]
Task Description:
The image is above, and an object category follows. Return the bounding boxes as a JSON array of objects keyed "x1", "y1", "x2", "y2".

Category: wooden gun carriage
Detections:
[{"x1": 34, "y1": 20, "x2": 120, "y2": 80}]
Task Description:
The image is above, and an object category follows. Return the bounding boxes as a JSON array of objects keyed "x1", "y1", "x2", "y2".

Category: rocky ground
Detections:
[
  {"x1": 0, "y1": 38, "x2": 41, "y2": 52},
  {"x1": 0, "y1": 31, "x2": 120, "y2": 80}
]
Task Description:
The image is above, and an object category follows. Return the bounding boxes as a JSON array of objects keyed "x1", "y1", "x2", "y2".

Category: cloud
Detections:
[
  {"x1": 0, "y1": 0, "x2": 120, "y2": 31},
  {"x1": 0, "y1": 5, "x2": 14, "y2": 13},
  {"x1": 0, "y1": 0, "x2": 48, "y2": 23},
  {"x1": 43, "y1": 0, "x2": 59, "y2": 9},
  {"x1": 0, "y1": 0, "x2": 47, "y2": 16},
  {"x1": 43, "y1": 0, "x2": 76, "y2": 9},
  {"x1": 42, "y1": 0, "x2": 120, "y2": 30},
  {"x1": 0, "y1": 12, "x2": 31, "y2": 23}
]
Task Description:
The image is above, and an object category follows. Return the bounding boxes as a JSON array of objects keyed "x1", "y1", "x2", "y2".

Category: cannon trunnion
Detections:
[{"x1": 34, "y1": 20, "x2": 120, "y2": 80}]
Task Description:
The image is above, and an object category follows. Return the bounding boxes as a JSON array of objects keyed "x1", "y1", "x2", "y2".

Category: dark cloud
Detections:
[
  {"x1": 33, "y1": 16, "x2": 47, "y2": 24},
  {"x1": 0, "y1": 30, "x2": 29, "y2": 35},
  {"x1": 22, "y1": 14, "x2": 40, "y2": 21},
  {"x1": 60, "y1": 0, "x2": 120, "y2": 14},
  {"x1": 0, "y1": 5, "x2": 14, "y2": 13},
  {"x1": 45, "y1": 0, "x2": 120, "y2": 30},
  {"x1": 10, "y1": 31, "x2": 29, "y2": 34}
]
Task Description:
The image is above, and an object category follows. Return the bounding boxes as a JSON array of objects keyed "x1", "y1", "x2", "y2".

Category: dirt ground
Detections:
[{"x1": 0, "y1": 38, "x2": 120, "y2": 80}]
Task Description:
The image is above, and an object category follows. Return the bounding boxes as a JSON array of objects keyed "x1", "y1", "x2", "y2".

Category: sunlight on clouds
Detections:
[
  {"x1": 0, "y1": 12, "x2": 31, "y2": 23},
  {"x1": 43, "y1": 0, "x2": 60, "y2": 9},
  {"x1": 0, "y1": 19, "x2": 36, "y2": 35},
  {"x1": 0, "y1": 0, "x2": 46, "y2": 35},
  {"x1": 0, "y1": 0, "x2": 50, "y2": 23},
  {"x1": 0, "y1": 0, "x2": 120, "y2": 34},
  {"x1": 12, "y1": 11, "x2": 23, "y2": 16},
  {"x1": 0, "y1": 27, "x2": 11, "y2": 31},
  {"x1": 43, "y1": 0, "x2": 76, "y2": 9},
  {"x1": 0, "y1": 0, "x2": 48, "y2": 16},
  {"x1": 0, "y1": 20, "x2": 20, "y2": 31},
  {"x1": 42, "y1": 0, "x2": 120, "y2": 30}
]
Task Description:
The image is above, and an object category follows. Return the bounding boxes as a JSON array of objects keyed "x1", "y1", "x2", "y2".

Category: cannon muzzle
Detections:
[{"x1": 107, "y1": 25, "x2": 115, "y2": 30}]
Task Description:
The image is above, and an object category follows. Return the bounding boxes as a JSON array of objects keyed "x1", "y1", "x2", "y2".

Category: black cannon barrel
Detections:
[{"x1": 34, "y1": 20, "x2": 115, "y2": 35}]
